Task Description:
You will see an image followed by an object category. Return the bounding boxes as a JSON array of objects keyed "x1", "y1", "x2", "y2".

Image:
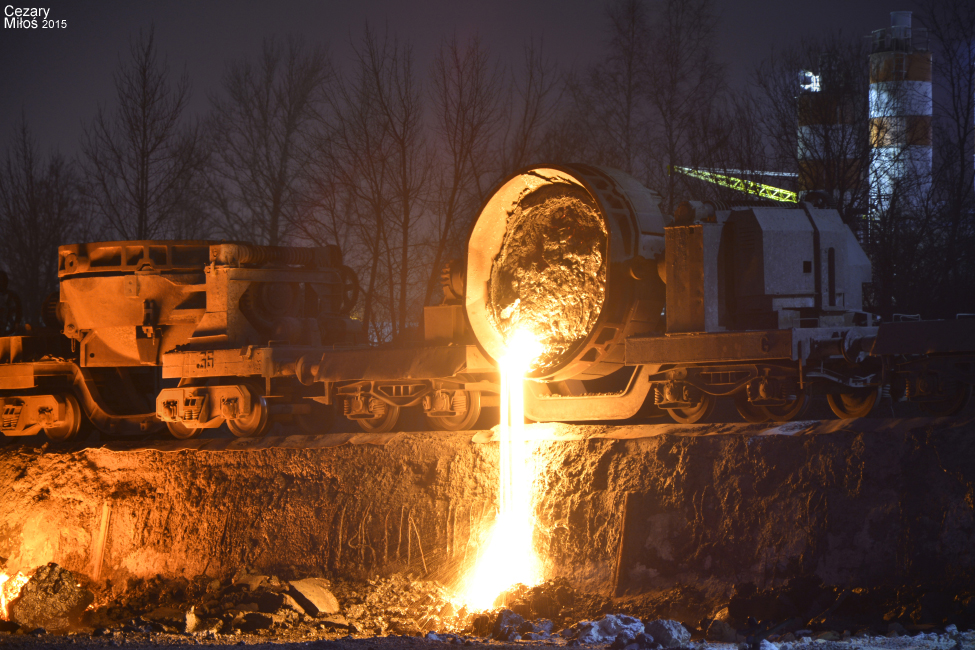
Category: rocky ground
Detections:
[{"x1": 2, "y1": 564, "x2": 975, "y2": 650}]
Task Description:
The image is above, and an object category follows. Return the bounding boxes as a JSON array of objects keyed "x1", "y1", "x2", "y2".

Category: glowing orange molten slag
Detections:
[
  {"x1": 460, "y1": 330, "x2": 543, "y2": 610},
  {"x1": 0, "y1": 570, "x2": 29, "y2": 621}
]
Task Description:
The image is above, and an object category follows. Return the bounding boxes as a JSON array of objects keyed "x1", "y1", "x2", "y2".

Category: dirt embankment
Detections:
[{"x1": 1, "y1": 417, "x2": 974, "y2": 609}]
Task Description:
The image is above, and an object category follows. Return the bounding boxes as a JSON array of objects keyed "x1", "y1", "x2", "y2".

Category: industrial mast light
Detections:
[{"x1": 799, "y1": 70, "x2": 821, "y2": 93}]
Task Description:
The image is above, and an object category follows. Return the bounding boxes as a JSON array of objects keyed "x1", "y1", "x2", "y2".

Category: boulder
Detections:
[
  {"x1": 611, "y1": 632, "x2": 656, "y2": 650},
  {"x1": 571, "y1": 614, "x2": 645, "y2": 645},
  {"x1": 530, "y1": 592, "x2": 559, "y2": 619},
  {"x1": 510, "y1": 600, "x2": 533, "y2": 620},
  {"x1": 288, "y1": 578, "x2": 339, "y2": 616},
  {"x1": 8, "y1": 563, "x2": 94, "y2": 632},
  {"x1": 185, "y1": 607, "x2": 224, "y2": 634},
  {"x1": 495, "y1": 627, "x2": 522, "y2": 642},
  {"x1": 471, "y1": 614, "x2": 491, "y2": 636},
  {"x1": 644, "y1": 619, "x2": 690, "y2": 648},
  {"x1": 257, "y1": 591, "x2": 304, "y2": 615},
  {"x1": 706, "y1": 619, "x2": 737, "y2": 643},
  {"x1": 535, "y1": 619, "x2": 555, "y2": 634},
  {"x1": 236, "y1": 612, "x2": 276, "y2": 632},
  {"x1": 492, "y1": 608, "x2": 525, "y2": 639}
]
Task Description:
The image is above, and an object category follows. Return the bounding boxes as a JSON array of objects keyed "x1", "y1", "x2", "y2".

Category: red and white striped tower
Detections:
[{"x1": 868, "y1": 11, "x2": 933, "y2": 211}]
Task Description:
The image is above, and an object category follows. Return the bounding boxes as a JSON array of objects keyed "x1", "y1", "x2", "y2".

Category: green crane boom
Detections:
[{"x1": 672, "y1": 166, "x2": 797, "y2": 203}]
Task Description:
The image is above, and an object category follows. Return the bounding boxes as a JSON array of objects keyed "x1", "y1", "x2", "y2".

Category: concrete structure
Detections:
[{"x1": 868, "y1": 11, "x2": 933, "y2": 211}]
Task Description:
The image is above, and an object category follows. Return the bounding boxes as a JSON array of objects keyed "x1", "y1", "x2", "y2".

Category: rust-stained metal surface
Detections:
[
  {"x1": 488, "y1": 183, "x2": 608, "y2": 373},
  {"x1": 308, "y1": 345, "x2": 469, "y2": 382},
  {"x1": 1, "y1": 240, "x2": 376, "y2": 440},
  {"x1": 56, "y1": 241, "x2": 357, "y2": 368},
  {"x1": 626, "y1": 330, "x2": 795, "y2": 364}
]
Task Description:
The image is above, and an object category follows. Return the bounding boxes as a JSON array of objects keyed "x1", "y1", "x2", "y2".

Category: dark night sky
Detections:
[{"x1": 0, "y1": 0, "x2": 916, "y2": 156}]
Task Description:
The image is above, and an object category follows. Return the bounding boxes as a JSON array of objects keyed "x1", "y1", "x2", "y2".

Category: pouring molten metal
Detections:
[
  {"x1": 0, "y1": 570, "x2": 29, "y2": 621},
  {"x1": 459, "y1": 330, "x2": 543, "y2": 610}
]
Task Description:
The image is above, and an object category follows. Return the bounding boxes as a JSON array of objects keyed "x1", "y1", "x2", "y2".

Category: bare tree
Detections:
[
  {"x1": 499, "y1": 38, "x2": 562, "y2": 175},
  {"x1": 919, "y1": 0, "x2": 975, "y2": 313},
  {"x1": 424, "y1": 35, "x2": 505, "y2": 307},
  {"x1": 81, "y1": 25, "x2": 206, "y2": 241},
  {"x1": 328, "y1": 26, "x2": 399, "y2": 341},
  {"x1": 921, "y1": 0, "x2": 975, "y2": 208},
  {"x1": 207, "y1": 36, "x2": 332, "y2": 247},
  {"x1": 373, "y1": 32, "x2": 431, "y2": 334},
  {"x1": 641, "y1": 0, "x2": 724, "y2": 213},
  {"x1": 678, "y1": 93, "x2": 777, "y2": 203},
  {"x1": 0, "y1": 119, "x2": 85, "y2": 325},
  {"x1": 751, "y1": 34, "x2": 872, "y2": 221},
  {"x1": 293, "y1": 133, "x2": 355, "y2": 257},
  {"x1": 336, "y1": 26, "x2": 431, "y2": 338},
  {"x1": 548, "y1": 0, "x2": 723, "y2": 211},
  {"x1": 555, "y1": 0, "x2": 651, "y2": 173}
]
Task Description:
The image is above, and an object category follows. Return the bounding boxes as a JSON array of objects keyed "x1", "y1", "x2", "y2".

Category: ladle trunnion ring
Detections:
[{"x1": 465, "y1": 164, "x2": 667, "y2": 383}]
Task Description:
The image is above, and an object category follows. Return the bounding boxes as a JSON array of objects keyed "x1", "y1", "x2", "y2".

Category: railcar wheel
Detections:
[
  {"x1": 733, "y1": 392, "x2": 769, "y2": 424},
  {"x1": 42, "y1": 394, "x2": 81, "y2": 442},
  {"x1": 425, "y1": 391, "x2": 482, "y2": 431},
  {"x1": 228, "y1": 385, "x2": 270, "y2": 438},
  {"x1": 356, "y1": 398, "x2": 401, "y2": 433},
  {"x1": 295, "y1": 400, "x2": 336, "y2": 434},
  {"x1": 919, "y1": 382, "x2": 972, "y2": 417},
  {"x1": 166, "y1": 420, "x2": 204, "y2": 439},
  {"x1": 666, "y1": 393, "x2": 716, "y2": 424},
  {"x1": 827, "y1": 387, "x2": 879, "y2": 419},
  {"x1": 764, "y1": 386, "x2": 810, "y2": 422}
]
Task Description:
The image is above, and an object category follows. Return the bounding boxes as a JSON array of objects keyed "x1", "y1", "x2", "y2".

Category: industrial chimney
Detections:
[{"x1": 867, "y1": 11, "x2": 932, "y2": 211}]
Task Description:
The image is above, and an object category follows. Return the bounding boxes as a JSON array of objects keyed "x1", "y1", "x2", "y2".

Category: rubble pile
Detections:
[
  {"x1": 490, "y1": 579, "x2": 614, "y2": 624},
  {"x1": 84, "y1": 570, "x2": 478, "y2": 639},
  {"x1": 476, "y1": 607, "x2": 691, "y2": 649},
  {"x1": 2, "y1": 563, "x2": 975, "y2": 647},
  {"x1": 329, "y1": 574, "x2": 469, "y2": 635}
]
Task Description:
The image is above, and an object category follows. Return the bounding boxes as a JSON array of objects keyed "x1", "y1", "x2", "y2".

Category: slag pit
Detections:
[{"x1": 488, "y1": 183, "x2": 608, "y2": 373}]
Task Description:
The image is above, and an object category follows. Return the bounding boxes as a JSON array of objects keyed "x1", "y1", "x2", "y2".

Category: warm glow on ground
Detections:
[
  {"x1": 459, "y1": 330, "x2": 543, "y2": 610},
  {"x1": 0, "y1": 570, "x2": 29, "y2": 621}
]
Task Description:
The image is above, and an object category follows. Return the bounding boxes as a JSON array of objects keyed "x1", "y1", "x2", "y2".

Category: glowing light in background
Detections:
[
  {"x1": 460, "y1": 330, "x2": 543, "y2": 610},
  {"x1": 0, "y1": 570, "x2": 29, "y2": 620}
]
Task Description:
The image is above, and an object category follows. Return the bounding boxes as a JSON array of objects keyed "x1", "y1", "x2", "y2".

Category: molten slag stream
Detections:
[
  {"x1": 460, "y1": 331, "x2": 543, "y2": 610},
  {"x1": 0, "y1": 571, "x2": 29, "y2": 621}
]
